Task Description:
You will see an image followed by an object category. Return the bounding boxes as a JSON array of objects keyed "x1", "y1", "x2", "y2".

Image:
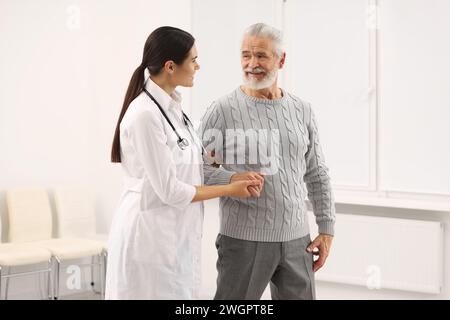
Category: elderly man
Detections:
[{"x1": 199, "y1": 23, "x2": 336, "y2": 300}]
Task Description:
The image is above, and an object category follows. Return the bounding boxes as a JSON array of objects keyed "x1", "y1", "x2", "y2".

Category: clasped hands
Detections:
[
  {"x1": 206, "y1": 150, "x2": 265, "y2": 197},
  {"x1": 230, "y1": 171, "x2": 265, "y2": 197}
]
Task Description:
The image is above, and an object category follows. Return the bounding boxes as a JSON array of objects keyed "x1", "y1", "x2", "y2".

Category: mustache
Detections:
[{"x1": 243, "y1": 67, "x2": 266, "y2": 74}]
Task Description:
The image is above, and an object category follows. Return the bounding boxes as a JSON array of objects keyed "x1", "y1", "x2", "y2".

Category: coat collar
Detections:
[{"x1": 144, "y1": 77, "x2": 182, "y2": 110}]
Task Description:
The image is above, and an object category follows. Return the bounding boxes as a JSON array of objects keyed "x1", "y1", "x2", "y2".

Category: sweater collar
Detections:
[{"x1": 237, "y1": 86, "x2": 287, "y2": 106}]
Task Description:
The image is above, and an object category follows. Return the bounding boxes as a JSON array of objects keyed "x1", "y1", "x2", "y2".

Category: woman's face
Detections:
[{"x1": 173, "y1": 44, "x2": 200, "y2": 87}]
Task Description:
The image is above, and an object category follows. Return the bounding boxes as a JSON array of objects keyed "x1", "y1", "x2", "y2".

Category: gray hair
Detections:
[{"x1": 242, "y1": 23, "x2": 284, "y2": 57}]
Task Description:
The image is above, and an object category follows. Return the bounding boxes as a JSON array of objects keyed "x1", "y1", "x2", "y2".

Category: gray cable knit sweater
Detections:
[{"x1": 199, "y1": 87, "x2": 335, "y2": 242}]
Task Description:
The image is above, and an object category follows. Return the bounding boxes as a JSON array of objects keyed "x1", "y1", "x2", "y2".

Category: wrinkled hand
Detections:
[
  {"x1": 230, "y1": 172, "x2": 265, "y2": 197},
  {"x1": 307, "y1": 234, "x2": 333, "y2": 272}
]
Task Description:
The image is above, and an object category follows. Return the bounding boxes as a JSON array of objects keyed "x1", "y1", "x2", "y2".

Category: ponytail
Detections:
[
  {"x1": 111, "y1": 64, "x2": 146, "y2": 163},
  {"x1": 111, "y1": 26, "x2": 195, "y2": 163}
]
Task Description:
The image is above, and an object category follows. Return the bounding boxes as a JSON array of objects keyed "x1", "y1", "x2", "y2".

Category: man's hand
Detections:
[
  {"x1": 307, "y1": 234, "x2": 333, "y2": 272},
  {"x1": 205, "y1": 150, "x2": 220, "y2": 168},
  {"x1": 230, "y1": 172, "x2": 265, "y2": 197}
]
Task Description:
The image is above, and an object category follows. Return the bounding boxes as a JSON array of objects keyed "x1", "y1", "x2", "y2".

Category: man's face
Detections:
[{"x1": 241, "y1": 36, "x2": 284, "y2": 90}]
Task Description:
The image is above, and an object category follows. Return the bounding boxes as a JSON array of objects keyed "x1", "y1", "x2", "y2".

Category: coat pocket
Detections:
[{"x1": 134, "y1": 207, "x2": 177, "y2": 267}]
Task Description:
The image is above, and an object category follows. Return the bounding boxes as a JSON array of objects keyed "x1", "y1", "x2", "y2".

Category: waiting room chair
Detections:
[
  {"x1": 53, "y1": 187, "x2": 108, "y2": 294},
  {"x1": 6, "y1": 188, "x2": 105, "y2": 299},
  {"x1": 0, "y1": 215, "x2": 53, "y2": 300}
]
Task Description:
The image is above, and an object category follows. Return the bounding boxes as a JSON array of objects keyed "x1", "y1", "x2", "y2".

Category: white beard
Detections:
[{"x1": 242, "y1": 67, "x2": 278, "y2": 90}]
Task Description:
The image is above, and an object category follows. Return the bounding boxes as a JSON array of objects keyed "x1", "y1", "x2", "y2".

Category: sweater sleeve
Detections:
[
  {"x1": 198, "y1": 101, "x2": 236, "y2": 185},
  {"x1": 303, "y1": 104, "x2": 336, "y2": 236}
]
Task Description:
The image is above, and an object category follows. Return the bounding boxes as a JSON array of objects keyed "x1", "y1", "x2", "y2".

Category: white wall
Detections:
[{"x1": 315, "y1": 204, "x2": 450, "y2": 300}]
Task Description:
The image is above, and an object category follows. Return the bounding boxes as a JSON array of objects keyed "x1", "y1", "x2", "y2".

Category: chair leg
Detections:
[
  {"x1": 90, "y1": 255, "x2": 95, "y2": 289},
  {"x1": 47, "y1": 258, "x2": 52, "y2": 300},
  {"x1": 4, "y1": 266, "x2": 10, "y2": 300},
  {"x1": 53, "y1": 256, "x2": 61, "y2": 300},
  {"x1": 103, "y1": 250, "x2": 108, "y2": 298},
  {"x1": 89, "y1": 255, "x2": 102, "y2": 295},
  {"x1": 99, "y1": 253, "x2": 105, "y2": 299},
  {"x1": 0, "y1": 266, "x2": 2, "y2": 300}
]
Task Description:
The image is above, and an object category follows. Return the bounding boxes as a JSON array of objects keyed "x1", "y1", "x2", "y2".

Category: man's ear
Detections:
[
  {"x1": 164, "y1": 60, "x2": 176, "y2": 74},
  {"x1": 279, "y1": 52, "x2": 286, "y2": 69}
]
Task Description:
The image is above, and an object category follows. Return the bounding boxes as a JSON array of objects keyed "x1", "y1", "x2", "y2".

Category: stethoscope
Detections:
[{"x1": 143, "y1": 87, "x2": 207, "y2": 155}]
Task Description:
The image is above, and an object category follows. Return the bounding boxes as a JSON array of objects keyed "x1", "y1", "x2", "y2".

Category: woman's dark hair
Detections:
[{"x1": 111, "y1": 26, "x2": 195, "y2": 163}]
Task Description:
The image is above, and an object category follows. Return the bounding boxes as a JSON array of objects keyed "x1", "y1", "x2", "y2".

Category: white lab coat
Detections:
[{"x1": 105, "y1": 78, "x2": 204, "y2": 299}]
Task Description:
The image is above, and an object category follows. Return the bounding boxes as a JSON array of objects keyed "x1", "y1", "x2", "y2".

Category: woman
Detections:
[{"x1": 106, "y1": 26, "x2": 261, "y2": 299}]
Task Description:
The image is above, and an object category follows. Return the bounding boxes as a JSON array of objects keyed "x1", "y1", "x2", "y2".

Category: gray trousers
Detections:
[{"x1": 214, "y1": 234, "x2": 315, "y2": 300}]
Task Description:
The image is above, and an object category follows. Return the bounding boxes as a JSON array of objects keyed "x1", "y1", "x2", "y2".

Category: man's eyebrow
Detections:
[
  {"x1": 192, "y1": 56, "x2": 198, "y2": 60},
  {"x1": 241, "y1": 50, "x2": 269, "y2": 55}
]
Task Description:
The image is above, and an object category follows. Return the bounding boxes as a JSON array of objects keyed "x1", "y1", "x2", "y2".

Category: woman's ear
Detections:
[{"x1": 164, "y1": 60, "x2": 176, "y2": 74}]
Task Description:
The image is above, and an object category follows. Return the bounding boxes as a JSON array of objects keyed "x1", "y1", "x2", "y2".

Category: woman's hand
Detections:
[
  {"x1": 226, "y1": 180, "x2": 262, "y2": 198},
  {"x1": 192, "y1": 177, "x2": 263, "y2": 202},
  {"x1": 230, "y1": 172, "x2": 265, "y2": 197}
]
